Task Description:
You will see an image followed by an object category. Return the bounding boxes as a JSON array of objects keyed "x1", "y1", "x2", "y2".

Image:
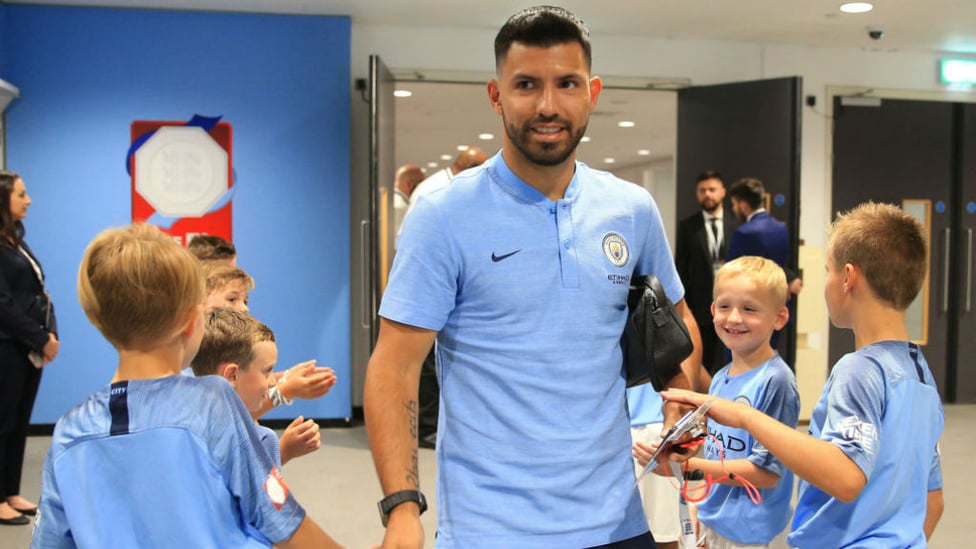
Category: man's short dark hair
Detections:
[
  {"x1": 728, "y1": 177, "x2": 766, "y2": 209},
  {"x1": 494, "y1": 6, "x2": 591, "y2": 70},
  {"x1": 696, "y1": 170, "x2": 723, "y2": 185}
]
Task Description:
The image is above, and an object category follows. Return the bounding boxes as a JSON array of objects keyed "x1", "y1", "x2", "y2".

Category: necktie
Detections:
[{"x1": 709, "y1": 217, "x2": 720, "y2": 261}]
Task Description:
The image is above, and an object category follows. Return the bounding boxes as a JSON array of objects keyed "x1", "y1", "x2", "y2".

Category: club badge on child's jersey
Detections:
[{"x1": 264, "y1": 466, "x2": 290, "y2": 510}]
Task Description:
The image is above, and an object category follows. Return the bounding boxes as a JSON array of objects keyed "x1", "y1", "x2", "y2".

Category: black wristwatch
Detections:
[{"x1": 378, "y1": 490, "x2": 428, "y2": 527}]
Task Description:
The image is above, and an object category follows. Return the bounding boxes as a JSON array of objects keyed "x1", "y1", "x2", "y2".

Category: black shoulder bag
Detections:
[{"x1": 621, "y1": 275, "x2": 694, "y2": 390}]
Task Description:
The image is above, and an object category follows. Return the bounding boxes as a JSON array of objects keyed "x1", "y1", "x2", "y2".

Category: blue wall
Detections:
[
  {"x1": 5, "y1": 6, "x2": 352, "y2": 422},
  {"x1": 0, "y1": 3, "x2": 7, "y2": 76}
]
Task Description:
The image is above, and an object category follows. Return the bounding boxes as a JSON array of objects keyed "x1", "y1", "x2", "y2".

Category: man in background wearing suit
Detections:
[
  {"x1": 727, "y1": 177, "x2": 802, "y2": 349},
  {"x1": 675, "y1": 170, "x2": 736, "y2": 374}
]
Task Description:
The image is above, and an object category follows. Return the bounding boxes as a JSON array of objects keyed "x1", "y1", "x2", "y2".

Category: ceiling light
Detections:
[
  {"x1": 637, "y1": 149, "x2": 651, "y2": 156},
  {"x1": 839, "y1": 2, "x2": 873, "y2": 13},
  {"x1": 604, "y1": 157, "x2": 616, "y2": 164},
  {"x1": 581, "y1": 136, "x2": 592, "y2": 143},
  {"x1": 456, "y1": 145, "x2": 468, "y2": 151},
  {"x1": 617, "y1": 121, "x2": 636, "y2": 128},
  {"x1": 427, "y1": 162, "x2": 438, "y2": 168},
  {"x1": 393, "y1": 90, "x2": 412, "y2": 98},
  {"x1": 440, "y1": 154, "x2": 452, "y2": 160},
  {"x1": 478, "y1": 133, "x2": 494, "y2": 140}
]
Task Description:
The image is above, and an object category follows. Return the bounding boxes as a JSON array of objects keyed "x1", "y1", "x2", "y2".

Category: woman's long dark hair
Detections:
[{"x1": 0, "y1": 170, "x2": 25, "y2": 247}]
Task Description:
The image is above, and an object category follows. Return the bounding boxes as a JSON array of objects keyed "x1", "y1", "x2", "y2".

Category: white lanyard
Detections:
[{"x1": 669, "y1": 460, "x2": 700, "y2": 548}]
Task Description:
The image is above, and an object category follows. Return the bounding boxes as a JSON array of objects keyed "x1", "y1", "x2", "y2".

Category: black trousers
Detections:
[
  {"x1": 586, "y1": 531, "x2": 656, "y2": 549},
  {"x1": 417, "y1": 348, "x2": 439, "y2": 439},
  {"x1": 0, "y1": 340, "x2": 42, "y2": 500}
]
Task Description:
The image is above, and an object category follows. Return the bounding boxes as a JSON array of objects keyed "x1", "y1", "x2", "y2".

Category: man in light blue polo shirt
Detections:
[{"x1": 363, "y1": 6, "x2": 702, "y2": 549}]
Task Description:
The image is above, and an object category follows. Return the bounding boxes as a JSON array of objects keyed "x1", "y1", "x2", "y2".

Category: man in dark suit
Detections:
[
  {"x1": 675, "y1": 170, "x2": 737, "y2": 374},
  {"x1": 726, "y1": 177, "x2": 802, "y2": 349}
]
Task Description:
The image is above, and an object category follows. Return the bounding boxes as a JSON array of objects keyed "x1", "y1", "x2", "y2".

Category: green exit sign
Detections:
[{"x1": 941, "y1": 59, "x2": 976, "y2": 86}]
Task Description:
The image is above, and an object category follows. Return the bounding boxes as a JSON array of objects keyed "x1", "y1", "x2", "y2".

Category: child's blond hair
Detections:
[
  {"x1": 829, "y1": 201, "x2": 926, "y2": 310},
  {"x1": 714, "y1": 256, "x2": 788, "y2": 307},
  {"x1": 191, "y1": 308, "x2": 275, "y2": 376},
  {"x1": 78, "y1": 224, "x2": 204, "y2": 350},
  {"x1": 202, "y1": 262, "x2": 255, "y2": 293}
]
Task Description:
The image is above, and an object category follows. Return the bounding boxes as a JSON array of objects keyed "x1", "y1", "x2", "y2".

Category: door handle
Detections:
[
  {"x1": 360, "y1": 219, "x2": 371, "y2": 328},
  {"x1": 942, "y1": 229, "x2": 952, "y2": 313},
  {"x1": 966, "y1": 228, "x2": 973, "y2": 313}
]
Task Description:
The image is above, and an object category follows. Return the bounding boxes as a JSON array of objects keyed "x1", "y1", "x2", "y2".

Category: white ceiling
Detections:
[
  {"x1": 11, "y1": 0, "x2": 976, "y2": 175},
  {"x1": 14, "y1": 0, "x2": 976, "y2": 54}
]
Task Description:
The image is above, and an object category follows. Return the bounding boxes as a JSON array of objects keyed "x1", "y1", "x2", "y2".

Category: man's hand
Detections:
[
  {"x1": 372, "y1": 507, "x2": 424, "y2": 549},
  {"x1": 789, "y1": 277, "x2": 803, "y2": 296},
  {"x1": 280, "y1": 415, "x2": 321, "y2": 465},
  {"x1": 279, "y1": 360, "x2": 337, "y2": 401}
]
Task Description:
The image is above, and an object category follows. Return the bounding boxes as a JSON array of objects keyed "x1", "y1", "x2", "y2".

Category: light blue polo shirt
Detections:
[
  {"x1": 697, "y1": 354, "x2": 798, "y2": 544},
  {"x1": 382, "y1": 151, "x2": 684, "y2": 548},
  {"x1": 789, "y1": 341, "x2": 943, "y2": 549}
]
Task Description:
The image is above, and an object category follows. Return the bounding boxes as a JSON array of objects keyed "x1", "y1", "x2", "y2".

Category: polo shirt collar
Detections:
[{"x1": 489, "y1": 152, "x2": 582, "y2": 209}]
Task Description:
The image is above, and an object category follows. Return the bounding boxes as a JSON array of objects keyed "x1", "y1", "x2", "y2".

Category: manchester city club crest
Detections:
[{"x1": 602, "y1": 232, "x2": 629, "y2": 267}]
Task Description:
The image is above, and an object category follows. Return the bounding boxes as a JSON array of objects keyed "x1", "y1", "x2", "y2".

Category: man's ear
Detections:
[
  {"x1": 588, "y1": 75, "x2": 603, "y2": 112},
  {"x1": 487, "y1": 79, "x2": 502, "y2": 115}
]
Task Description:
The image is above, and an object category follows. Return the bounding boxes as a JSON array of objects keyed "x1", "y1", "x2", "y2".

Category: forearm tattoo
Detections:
[{"x1": 405, "y1": 399, "x2": 419, "y2": 488}]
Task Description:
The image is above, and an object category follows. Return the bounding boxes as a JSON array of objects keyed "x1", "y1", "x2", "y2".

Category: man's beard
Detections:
[
  {"x1": 701, "y1": 200, "x2": 721, "y2": 214},
  {"x1": 503, "y1": 113, "x2": 587, "y2": 167}
]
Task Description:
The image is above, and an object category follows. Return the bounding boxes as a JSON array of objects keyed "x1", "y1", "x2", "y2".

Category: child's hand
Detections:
[
  {"x1": 632, "y1": 441, "x2": 676, "y2": 476},
  {"x1": 660, "y1": 389, "x2": 750, "y2": 430},
  {"x1": 280, "y1": 360, "x2": 338, "y2": 401},
  {"x1": 279, "y1": 415, "x2": 321, "y2": 465}
]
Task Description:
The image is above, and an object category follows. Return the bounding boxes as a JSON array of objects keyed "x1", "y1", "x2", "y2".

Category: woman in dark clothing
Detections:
[{"x1": 0, "y1": 170, "x2": 58, "y2": 525}]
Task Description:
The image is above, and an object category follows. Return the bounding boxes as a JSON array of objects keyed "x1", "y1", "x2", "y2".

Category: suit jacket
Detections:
[
  {"x1": 726, "y1": 210, "x2": 793, "y2": 277},
  {"x1": 0, "y1": 240, "x2": 57, "y2": 353},
  {"x1": 674, "y1": 208, "x2": 737, "y2": 327}
]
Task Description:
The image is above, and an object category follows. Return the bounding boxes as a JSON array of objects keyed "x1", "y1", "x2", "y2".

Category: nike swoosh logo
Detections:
[{"x1": 491, "y1": 249, "x2": 522, "y2": 262}]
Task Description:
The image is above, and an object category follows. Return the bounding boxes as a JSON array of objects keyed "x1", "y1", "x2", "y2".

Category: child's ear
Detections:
[
  {"x1": 774, "y1": 305, "x2": 790, "y2": 331},
  {"x1": 181, "y1": 304, "x2": 203, "y2": 337},
  {"x1": 220, "y1": 362, "x2": 240, "y2": 383},
  {"x1": 710, "y1": 301, "x2": 717, "y2": 317}
]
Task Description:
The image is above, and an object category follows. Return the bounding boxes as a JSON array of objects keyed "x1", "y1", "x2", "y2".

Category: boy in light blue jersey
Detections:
[
  {"x1": 31, "y1": 224, "x2": 340, "y2": 549},
  {"x1": 191, "y1": 307, "x2": 321, "y2": 468},
  {"x1": 635, "y1": 257, "x2": 798, "y2": 549},
  {"x1": 661, "y1": 202, "x2": 944, "y2": 548}
]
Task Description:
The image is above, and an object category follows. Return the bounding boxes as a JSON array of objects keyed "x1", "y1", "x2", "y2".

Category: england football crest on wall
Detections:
[{"x1": 127, "y1": 114, "x2": 234, "y2": 246}]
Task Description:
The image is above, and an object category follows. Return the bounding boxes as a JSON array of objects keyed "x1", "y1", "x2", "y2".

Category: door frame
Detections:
[{"x1": 823, "y1": 86, "x2": 976, "y2": 384}]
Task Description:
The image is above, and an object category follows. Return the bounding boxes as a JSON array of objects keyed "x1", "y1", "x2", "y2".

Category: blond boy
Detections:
[
  {"x1": 203, "y1": 262, "x2": 253, "y2": 312},
  {"x1": 661, "y1": 203, "x2": 944, "y2": 548},
  {"x1": 32, "y1": 223, "x2": 340, "y2": 548},
  {"x1": 192, "y1": 308, "x2": 321, "y2": 466},
  {"x1": 635, "y1": 257, "x2": 799, "y2": 548}
]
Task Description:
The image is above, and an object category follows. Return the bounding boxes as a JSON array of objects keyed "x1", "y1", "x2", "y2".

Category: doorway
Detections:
[{"x1": 830, "y1": 95, "x2": 976, "y2": 402}]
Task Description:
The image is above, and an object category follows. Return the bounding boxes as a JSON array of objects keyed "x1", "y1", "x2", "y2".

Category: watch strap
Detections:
[{"x1": 378, "y1": 490, "x2": 427, "y2": 527}]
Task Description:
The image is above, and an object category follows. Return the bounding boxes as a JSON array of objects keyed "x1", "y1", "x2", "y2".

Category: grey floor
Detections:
[{"x1": 4, "y1": 405, "x2": 973, "y2": 548}]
